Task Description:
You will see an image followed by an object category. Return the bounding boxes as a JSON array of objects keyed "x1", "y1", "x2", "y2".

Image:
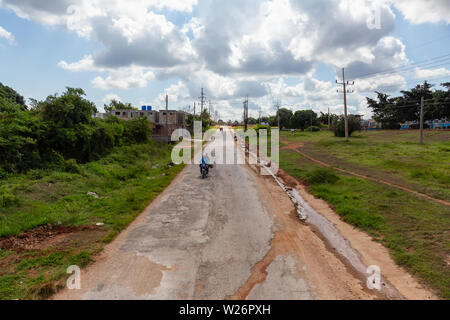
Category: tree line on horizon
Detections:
[{"x1": 367, "y1": 81, "x2": 450, "y2": 129}]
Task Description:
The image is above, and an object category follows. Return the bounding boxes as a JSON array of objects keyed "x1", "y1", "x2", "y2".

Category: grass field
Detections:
[
  {"x1": 0, "y1": 141, "x2": 183, "y2": 299},
  {"x1": 279, "y1": 129, "x2": 450, "y2": 298}
]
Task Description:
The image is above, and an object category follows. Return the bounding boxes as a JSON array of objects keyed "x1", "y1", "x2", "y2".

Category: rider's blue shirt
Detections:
[{"x1": 201, "y1": 156, "x2": 209, "y2": 165}]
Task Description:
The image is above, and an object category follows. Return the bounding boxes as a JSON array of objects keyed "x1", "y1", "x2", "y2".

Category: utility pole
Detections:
[
  {"x1": 243, "y1": 96, "x2": 249, "y2": 131},
  {"x1": 193, "y1": 102, "x2": 196, "y2": 117},
  {"x1": 275, "y1": 99, "x2": 280, "y2": 130},
  {"x1": 209, "y1": 100, "x2": 213, "y2": 126},
  {"x1": 336, "y1": 68, "x2": 354, "y2": 142},
  {"x1": 328, "y1": 107, "x2": 331, "y2": 130},
  {"x1": 420, "y1": 96, "x2": 424, "y2": 144},
  {"x1": 199, "y1": 88, "x2": 206, "y2": 123},
  {"x1": 165, "y1": 94, "x2": 169, "y2": 143}
]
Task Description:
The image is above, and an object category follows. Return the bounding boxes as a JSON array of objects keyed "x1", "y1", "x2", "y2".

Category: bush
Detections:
[
  {"x1": 254, "y1": 124, "x2": 272, "y2": 136},
  {"x1": 0, "y1": 187, "x2": 18, "y2": 208},
  {"x1": 0, "y1": 87, "x2": 152, "y2": 173},
  {"x1": 0, "y1": 167, "x2": 7, "y2": 180},
  {"x1": 306, "y1": 168, "x2": 339, "y2": 185},
  {"x1": 333, "y1": 115, "x2": 362, "y2": 137},
  {"x1": 305, "y1": 126, "x2": 321, "y2": 132},
  {"x1": 123, "y1": 117, "x2": 150, "y2": 143},
  {"x1": 63, "y1": 159, "x2": 82, "y2": 174}
]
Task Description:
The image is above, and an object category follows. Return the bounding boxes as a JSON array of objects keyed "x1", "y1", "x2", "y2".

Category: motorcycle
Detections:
[{"x1": 200, "y1": 163, "x2": 209, "y2": 179}]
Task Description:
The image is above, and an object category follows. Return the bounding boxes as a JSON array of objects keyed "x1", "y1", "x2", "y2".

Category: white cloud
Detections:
[
  {"x1": 414, "y1": 67, "x2": 450, "y2": 79},
  {"x1": 3, "y1": 0, "x2": 439, "y2": 120},
  {"x1": 92, "y1": 67, "x2": 155, "y2": 90},
  {"x1": 58, "y1": 55, "x2": 96, "y2": 72},
  {"x1": 393, "y1": 0, "x2": 450, "y2": 24},
  {"x1": 0, "y1": 25, "x2": 16, "y2": 45},
  {"x1": 102, "y1": 93, "x2": 121, "y2": 104}
]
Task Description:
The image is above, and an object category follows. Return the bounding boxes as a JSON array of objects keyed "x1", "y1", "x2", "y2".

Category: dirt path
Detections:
[
  {"x1": 280, "y1": 138, "x2": 450, "y2": 207},
  {"x1": 53, "y1": 129, "x2": 435, "y2": 300}
]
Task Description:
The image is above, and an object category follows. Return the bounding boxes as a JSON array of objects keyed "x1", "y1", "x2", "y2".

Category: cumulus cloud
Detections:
[
  {"x1": 0, "y1": 25, "x2": 16, "y2": 45},
  {"x1": 393, "y1": 0, "x2": 450, "y2": 24},
  {"x1": 1, "y1": 0, "x2": 435, "y2": 120},
  {"x1": 102, "y1": 93, "x2": 121, "y2": 104},
  {"x1": 414, "y1": 67, "x2": 450, "y2": 79},
  {"x1": 92, "y1": 67, "x2": 155, "y2": 90}
]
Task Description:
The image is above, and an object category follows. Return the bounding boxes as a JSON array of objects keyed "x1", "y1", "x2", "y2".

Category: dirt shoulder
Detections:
[{"x1": 281, "y1": 168, "x2": 437, "y2": 299}]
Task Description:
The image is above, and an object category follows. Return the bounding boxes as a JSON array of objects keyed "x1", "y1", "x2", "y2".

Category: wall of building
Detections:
[{"x1": 107, "y1": 109, "x2": 187, "y2": 138}]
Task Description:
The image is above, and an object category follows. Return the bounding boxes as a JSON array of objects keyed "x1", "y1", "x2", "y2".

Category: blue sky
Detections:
[{"x1": 0, "y1": 0, "x2": 449, "y2": 120}]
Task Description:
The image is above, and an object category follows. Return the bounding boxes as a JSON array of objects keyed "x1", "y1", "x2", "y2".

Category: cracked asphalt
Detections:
[{"x1": 54, "y1": 128, "x2": 376, "y2": 300}]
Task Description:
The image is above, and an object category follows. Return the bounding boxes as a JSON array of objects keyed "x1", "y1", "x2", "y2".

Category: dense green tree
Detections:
[
  {"x1": 367, "y1": 81, "x2": 450, "y2": 128},
  {"x1": 0, "y1": 82, "x2": 26, "y2": 108},
  {"x1": 186, "y1": 109, "x2": 212, "y2": 132},
  {"x1": 276, "y1": 108, "x2": 293, "y2": 129},
  {"x1": 104, "y1": 99, "x2": 137, "y2": 112},
  {"x1": 0, "y1": 97, "x2": 46, "y2": 172},
  {"x1": 268, "y1": 116, "x2": 277, "y2": 127},
  {"x1": 290, "y1": 110, "x2": 318, "y2": 130},
  {"x1": 247, "y1": 117, "x2": 258, "y2": 125},
  {"x1": 333, "y1": 115, "x2": 362, "y2": 137}
]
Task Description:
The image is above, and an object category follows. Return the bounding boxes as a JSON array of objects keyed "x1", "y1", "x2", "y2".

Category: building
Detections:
[
  {"x1": 104, "y1": 109, "x2": 187, "y2": 139},
  {"x1": 153, "y1": 110, "x2": 187, "y2": 136},
  {"x1": 361, "y1": 118, "x2": 382, "y2": 130},
  {"x1": 401, "y1": 118, "x2": 450, "y2": 130}
]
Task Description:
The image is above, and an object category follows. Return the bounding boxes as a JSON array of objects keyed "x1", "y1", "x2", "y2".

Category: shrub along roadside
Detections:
[
  {"x1": 0, "y1": 87, "x2": 151, "y2": 174},
  {"x1": 0, "y1": 141, "x2": 184, "y2": 299}
]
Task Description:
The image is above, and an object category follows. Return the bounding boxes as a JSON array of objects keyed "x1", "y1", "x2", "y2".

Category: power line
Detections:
[
  {"x1": 407, "y1": 34, "x2": 450, "y2": 51},
  {"x1": 354, "y1": 59, "x2": 450, "y2": 82},
  {"x1": 351, "y1": 53, "x2": 450, "y2": 80}
]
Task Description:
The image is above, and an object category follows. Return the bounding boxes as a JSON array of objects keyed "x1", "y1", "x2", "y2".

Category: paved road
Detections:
[{"x1": 54, "y1": 128, "x2": 377, "y2": 300}]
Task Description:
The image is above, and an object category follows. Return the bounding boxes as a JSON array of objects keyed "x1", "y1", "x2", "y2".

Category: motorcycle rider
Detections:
[{"x1": 200, "y1": 154, "x2": 210, "y2": 176}]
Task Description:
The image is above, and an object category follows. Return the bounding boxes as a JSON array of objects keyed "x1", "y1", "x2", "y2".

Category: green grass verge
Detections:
[
  {"x1": 282, "y1": 129, "x2": 450, "y2": 201},
  {"x1": 280, "y1": 136, "x2": 450, "y2": 299},
  {"x1": 0, "y1": 141, "x2": 184, "y2": 299}
]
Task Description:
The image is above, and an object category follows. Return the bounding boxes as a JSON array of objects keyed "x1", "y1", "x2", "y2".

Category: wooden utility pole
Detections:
[
  {"x1": 276, "y1": 100, "x2": 280, "y2": 130},
  {"x1": 193, "y1": 102, "x2": 196, "y2": 117},
  {"x1": 336, "y1": 68, "x2": 354, "y2": 142},
  {"x1": 328, "y1": 107, "x2": 331, "y2": 129},
  {"x1": 199, "y1": 88, "x2": 206, "y2": 123},
  {"x1": 243, "y1": 96, "x2": 249, "y2": 131},
  {"x1": 420, "y1": 96, "x2": 424, "y2": 144},
  {"x1": 165, "y1": 94, "x2": 169, "y2": 143}
]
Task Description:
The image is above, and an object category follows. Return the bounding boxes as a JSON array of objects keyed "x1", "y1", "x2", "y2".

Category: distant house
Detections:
[
  {"x1": 92, "y1": 113, "x2": 107, "y2": 119},
  {"x1": 361, "y1": 118, "x2": 382, "y2": 130},
  {"x1": 108, "y1": 109, "x2": 187, "y2": 138},
  {"x1": 429, "y1": 118, "x2": 450, "y2": 129},
  {"x1": 401, "y1": 118, "x2": 450, "y2": 130}
]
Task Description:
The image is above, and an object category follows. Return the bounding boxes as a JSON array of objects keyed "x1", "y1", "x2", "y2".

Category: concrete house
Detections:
[{"x1": 103, "y1": 109, "x2": 187, "y2": 139}]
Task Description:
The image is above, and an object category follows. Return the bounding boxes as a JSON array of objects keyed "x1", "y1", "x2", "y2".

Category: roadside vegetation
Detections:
[
  {"x1": 279, "y1": 129, "x2": 450, "y2": 298},
  {"x1": 0, "y1": 84, "x2": 184, "y2": 299}
]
